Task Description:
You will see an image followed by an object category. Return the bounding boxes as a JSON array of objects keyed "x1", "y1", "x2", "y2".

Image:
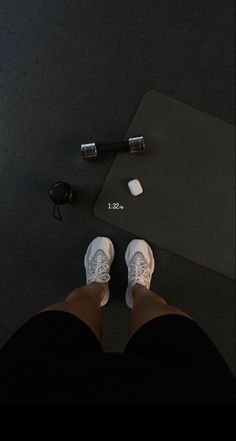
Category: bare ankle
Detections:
[
  {"x1": 132, "y1": 283, "x2": 148, "y2": 293},
  {"x1": 86, "y1": 282, "x2": 105, "y2": 301},
  {"x1": 88, "y1": 281, "x2": 104, "y2": 292},
  {"x1": 66, "y1": 282, "x2": 104, "y2": 303},
  {"x1": 132, "y1": 284, "x2": 167, "y2": 306}
]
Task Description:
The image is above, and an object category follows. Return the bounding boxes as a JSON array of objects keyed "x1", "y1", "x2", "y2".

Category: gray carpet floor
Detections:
[{"x1": 0, "y1": 0, "x2": 235, "y2": 374}]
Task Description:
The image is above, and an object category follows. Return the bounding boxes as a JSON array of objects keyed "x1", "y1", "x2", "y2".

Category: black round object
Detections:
[{"x1": 49, "y1": 182, "x2": 73, "y2": 205}]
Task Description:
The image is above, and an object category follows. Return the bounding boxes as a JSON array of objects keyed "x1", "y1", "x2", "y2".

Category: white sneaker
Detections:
[
  {"x1": 84, "y1": 237, "x2": 115, "y2": 306},
  {"x1": 125, "y1": 239, "x2": 155, "y2": 308}
]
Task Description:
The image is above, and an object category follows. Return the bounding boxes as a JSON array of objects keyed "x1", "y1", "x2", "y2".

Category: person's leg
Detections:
[
  {"x1": 41, "y1": 282, "x2": 104, "y2": 342},
  {"x1": 124, "y1": 239, "x2": 191, "y2": 337},
  {"x1": 129, "y1": 283, "x2": 191, "y2": 337},
  {"x1": 41, "y1": 236, "x2": 115, "y2": 343}
]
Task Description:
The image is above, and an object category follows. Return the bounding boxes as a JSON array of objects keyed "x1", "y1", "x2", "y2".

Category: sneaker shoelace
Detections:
[
  {"x1": 88, "y1": 252, "x2": 110, "y2": 283},
  {"x1": 129, "y1": 255, "x2": 150, "y2": 288}
]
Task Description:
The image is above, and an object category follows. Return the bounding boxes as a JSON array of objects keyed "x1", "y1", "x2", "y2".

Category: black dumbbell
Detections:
[{"x1": 81, "y1": 136, "x2": 145, "y2": 159}]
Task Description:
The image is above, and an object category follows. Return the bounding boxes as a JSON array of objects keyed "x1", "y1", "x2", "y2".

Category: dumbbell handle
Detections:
[
  {"x1": 97, "y1": 140, "x2": 130, "y2": 153},
  {"x1": 81, "y1": 136, "x2": 145, "y2": 159}
]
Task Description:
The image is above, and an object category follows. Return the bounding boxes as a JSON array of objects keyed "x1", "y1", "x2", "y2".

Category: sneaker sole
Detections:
[{"x1": 125, "y1": 239, "x2": 155, "y2": 308}]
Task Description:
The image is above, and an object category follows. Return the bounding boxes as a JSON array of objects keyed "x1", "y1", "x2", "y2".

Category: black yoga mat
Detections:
[{"x1": 94, "y1": 91, "x2": 235, "y2": 279}]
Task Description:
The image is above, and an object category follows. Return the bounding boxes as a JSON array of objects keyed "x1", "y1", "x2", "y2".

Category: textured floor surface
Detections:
[{"x1": 0, "y1": 0, "x2": 235, "y2": 373}]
